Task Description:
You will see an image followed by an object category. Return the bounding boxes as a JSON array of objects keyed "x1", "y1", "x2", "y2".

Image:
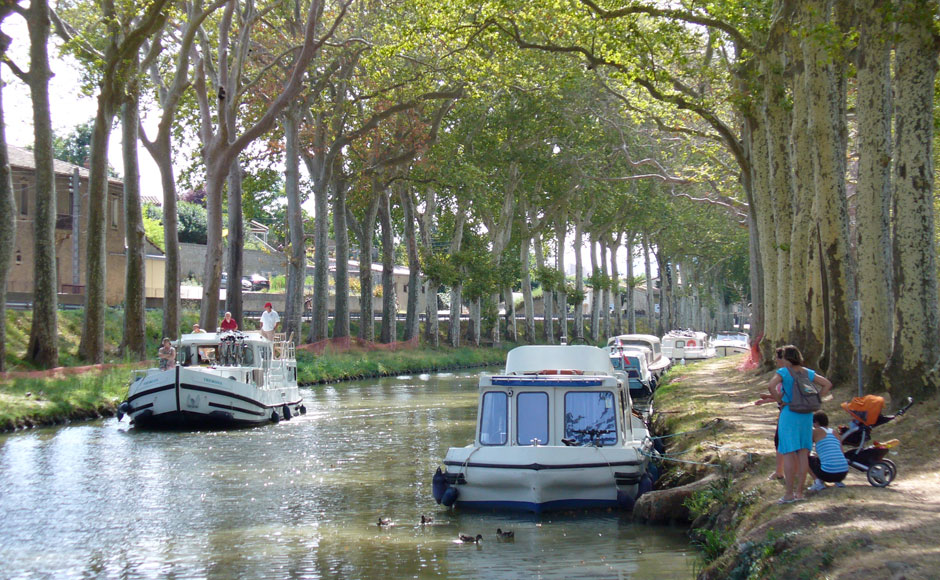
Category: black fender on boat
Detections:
[
  {"x1": 441, "y1": 486, "x2": 459, "y2": 507},
  {"x1": 270, "y1": 410, "x2": 280, "y2": 423},
  {"x1": 116, "y1": 401, "x2": 131, "y2": 421},
  {"x1": 432, "y1": 467, "x2": 447, "y2": 504},
  {"x1": 282, "y1": 404, "x2": 292, "y2": 421}
]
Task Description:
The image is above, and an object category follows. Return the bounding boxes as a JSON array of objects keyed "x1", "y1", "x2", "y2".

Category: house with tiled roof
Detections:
[{"x1": 5, "y1": 145, "x2": 165, "y2": 306}]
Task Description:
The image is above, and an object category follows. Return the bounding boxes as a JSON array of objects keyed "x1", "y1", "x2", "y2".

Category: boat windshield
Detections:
[
  {"x1": 479, "y1": 391, "x2": 508, "y2": 446},
  {"x1": 564, "y1": 392, "x2": 617, "y2": 446},
  {"x1": 516, "y1": 392, "x2": 548, "y2": 445}
]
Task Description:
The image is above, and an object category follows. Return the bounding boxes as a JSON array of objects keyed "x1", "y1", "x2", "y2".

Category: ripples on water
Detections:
[{"x1": 0, "y1": 371, "x2": 693, "y2": 579}]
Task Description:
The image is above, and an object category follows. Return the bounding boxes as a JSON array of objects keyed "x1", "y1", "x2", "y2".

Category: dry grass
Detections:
[{"x1": 656, "y1": 355, "x2": 940, "y2": 579}]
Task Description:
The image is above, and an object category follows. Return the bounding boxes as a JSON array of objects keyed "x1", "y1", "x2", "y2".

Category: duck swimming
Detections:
[
  {"x1": 458, "y1": 534, "x2": 483, "y2": 543},
  {"x1": 377, "y1": 518, "x2": 391, "y2": 526},
  {"x1": 420, "y1": 515, "x2": 433, "y2": 525},
  {"x1": 496, "y1": 528, "x2": 514, "y2": 540}
]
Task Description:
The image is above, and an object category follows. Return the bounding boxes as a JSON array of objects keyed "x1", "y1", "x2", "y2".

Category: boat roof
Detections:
[
  {"x1": 663, "y1": 329, "x2": 709, "y2": 339},
  {"x1": 504, "y1": 345, "x2": 615, "y2": 375},
  {"x1": 176, "y1": 331, "x2": 271, "y2": 346},
  {"x1": 607, "y1": 334, "x2": 660, "y2": 346}
]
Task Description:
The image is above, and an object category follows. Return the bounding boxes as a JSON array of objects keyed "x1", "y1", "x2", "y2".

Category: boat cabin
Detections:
[
  {"x1": 661, "y1": 330, "x2": 715, "y2": 360},
  {"x1": 477, "y1": 346, "x2": 635, "y2": 448}
]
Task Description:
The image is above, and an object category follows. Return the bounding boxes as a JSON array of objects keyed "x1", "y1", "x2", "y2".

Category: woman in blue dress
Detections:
[{"x1": 768, "y1": 345, "x2": 832, "y2": 503}]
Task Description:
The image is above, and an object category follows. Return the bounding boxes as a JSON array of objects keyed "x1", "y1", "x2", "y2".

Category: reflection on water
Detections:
[{"x1": 0, "y1": 371, "x2": 694, "y2": 579}]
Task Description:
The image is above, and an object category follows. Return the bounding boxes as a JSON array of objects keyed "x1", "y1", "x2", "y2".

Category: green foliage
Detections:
[
  {"x1": 692, "y1": 529, "x2": 734, "y2": 566},
  {"x1": 177, "y1": 201, "x2": 208, "y2": 245},
  {"x1": 142, "y1": 203, "x2": 165, "y2": 251}
]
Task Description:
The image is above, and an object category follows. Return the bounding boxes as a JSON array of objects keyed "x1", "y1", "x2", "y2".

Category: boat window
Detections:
[
  {"x1": 516, "y1": 392, "x2": 548, "y2": 445},
  {"x1": 675, "y1": 341, "x2": 686, "y2": 348},
  {"x1": 625, "y1": 358, "x2": 641, "y2": 378},
  {"x1": 479, "y1": 391, "x2": 508, "y2": 446},
  {"x1": 241, "y1": 345, "x2": 254, "y2": 366},
  {"x1": 610, "y1": 356, "x2": 623, "y2": 370},
  {"x1": 564, "y1": 392, "x2": 617, "y2": 446}
]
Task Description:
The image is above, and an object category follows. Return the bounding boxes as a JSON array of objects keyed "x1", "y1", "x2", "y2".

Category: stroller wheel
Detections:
[
  {"x1": 881, "y1": 458, "x2": 897, "y2": 475},
  {"x1": 867, "y1": 461, "x2": 895, "y2": 487}
]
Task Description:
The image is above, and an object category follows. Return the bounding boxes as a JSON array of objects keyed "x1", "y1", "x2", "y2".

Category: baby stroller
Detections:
[{"x1": 838, "y1": 395, "x2": 913, "y2": 487}]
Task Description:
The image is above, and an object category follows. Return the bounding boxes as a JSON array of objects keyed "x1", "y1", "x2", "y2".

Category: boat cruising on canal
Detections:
[
  {"x1": 118, "y1": 331, "x2": 305, "y2": 428},
  {"x1": 712, "y1": 331, "x2": 751, "y2": 357},
  {"x1": 433, "y1": 345, "x2": 657, "y2": 513},
  {"x1": 661, "y1": 329, "x2": 716, "y2": 361},
  {"x1": 606, "y1": 334, "x2": 671, "y2": 379}
]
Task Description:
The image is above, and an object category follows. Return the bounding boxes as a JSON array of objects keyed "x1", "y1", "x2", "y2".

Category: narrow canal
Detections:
[{"x1": 0, "y1": 371, "x2": 694, "y2": 579}]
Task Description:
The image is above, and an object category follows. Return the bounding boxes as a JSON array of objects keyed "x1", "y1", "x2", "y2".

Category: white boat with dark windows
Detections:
[
  {"x1": 606, "y1": 334, "x2": 671, "y2": 379},
  {"x1": 118, "y1": 331, "x2": 305, "y2": 428},
  {"x1": 661, "y1": 330, "x2": 716, "y2": 361},
  {"x1": 607, "y1": 341, "x2": 655, "y2": 400},
  {"x1": 433, "y1": 345, "x2": 657, "y2": 513},
  {"x1": 712, "y1": 331, "x2": 751, "y2": 357}
]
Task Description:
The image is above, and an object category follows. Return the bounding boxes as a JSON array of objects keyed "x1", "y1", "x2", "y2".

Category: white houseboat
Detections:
[
  {"x1": 712, "y1": 331, "x2": 751, "y2": 357},
  {"x1": 433, "y1": 345, "x2": 657, "y2": 513},
  {"x1": 606, "y1": 334, "x2": 671, "y2": 378},
  {"x1": 118, "y1": 331, "x2": 305, "y2": 428},
  {"x1": 661, "y1": 330, "x2": 716, "y2": 361}
]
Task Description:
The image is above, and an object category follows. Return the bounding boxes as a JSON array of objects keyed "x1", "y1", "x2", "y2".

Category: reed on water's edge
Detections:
[{"x1": 0, "y1": 345, "x2": 508, "y2": 432}]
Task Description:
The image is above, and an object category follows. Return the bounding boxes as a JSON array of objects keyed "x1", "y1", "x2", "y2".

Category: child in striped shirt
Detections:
[{"x1": 807, "y1": 411, "x2": 849, "y2": 492}]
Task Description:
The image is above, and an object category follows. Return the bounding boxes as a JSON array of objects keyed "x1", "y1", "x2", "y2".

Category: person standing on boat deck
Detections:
[
  {"x1": 158, "y1": 338, "x2": 176, "y2": 371},
  {"x1": 768, "y1": 345, "x2": 833, "y2": 503},
  {"x1": 220, "y1": 311, "x2": 238, "y2": 332},
  {"x1": 260, "y1": 302, "x2": 280, "y2": 341}
]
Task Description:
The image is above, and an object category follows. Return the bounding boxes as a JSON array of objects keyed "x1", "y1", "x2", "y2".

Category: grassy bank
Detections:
[
  {"x1": 651, "y1": 356, "x2": 940, "y2": 579},
  {"x1": 296, "y1": 345, "x2": 507, "y2": 384}
]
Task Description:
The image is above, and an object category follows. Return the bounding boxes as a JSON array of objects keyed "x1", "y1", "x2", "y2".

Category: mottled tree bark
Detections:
[
  {"x1": 282, "y1": 103, "x2": 305, "y2": 343},
  {"x1": 854, "y1": 0, "x2": 894, "y2": 392},
  {"x1": 802, "y1": 0, "x2": 856, "y2": 385},
  {"x1": 121, "y1": 78, "x2": 147, "y2": 360},
  {"x1": 520, "y1": 235, "x2": 535, "y2": 343},
  {"x1": 885, "y1": 0, "x2": 940, "y2": 397},
  {"x1": 555, "y1": 218, "x2": 568, "y2": 341},
  {"x1": 787, "y1": 13, "x2": 824, "y2": 365},
  {"x1": 24, "y1": 0, "x2": 58, "y2": 367},
  {"x1": 332, "y1": 175, "x2": 350, "y2": 339},
  {"x1": 378, "y1": 192, "x2": 396, "y2": 343},
  {"x1": 399, "y1": 185, "x2": 420, "y2": 341},
  {"x1": 0, "y1": 63, "x2": 16, "y2": 372}
]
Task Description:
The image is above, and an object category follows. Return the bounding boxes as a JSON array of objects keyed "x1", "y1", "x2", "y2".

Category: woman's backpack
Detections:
[{"x1": 788, "y1": 368, "x2": 821, "y2": 413}]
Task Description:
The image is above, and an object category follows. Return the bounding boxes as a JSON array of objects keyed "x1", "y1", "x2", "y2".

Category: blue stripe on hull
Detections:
[{"x1": 454, "y1": 498, "x2": 621, "y2": 513}]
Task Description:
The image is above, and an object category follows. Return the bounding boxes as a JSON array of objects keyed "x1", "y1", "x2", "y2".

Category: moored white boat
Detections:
[
  {"x1": 606, "y1": 334, "x2": 671, "y2": 378},
  {"x1": 712, "y1": 331, "x2": 750, "y2": 357},
  {"x1": 661, "y1": 330, "x2": 716, "y2": 361},
  {"x1": 433, "y1": 345, "x2": 657, "y2": 513},
  {"x1": 118, "y1": 331, "x2": 305, "y2": 428}
]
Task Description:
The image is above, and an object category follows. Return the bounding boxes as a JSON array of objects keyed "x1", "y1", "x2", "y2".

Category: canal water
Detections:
[{"x1": 0, "y1": 371, "x2": 694, "y2": 579}]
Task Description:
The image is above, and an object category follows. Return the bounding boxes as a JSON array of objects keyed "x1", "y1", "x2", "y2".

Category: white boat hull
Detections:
[
  {"x1": 123, "y1": 366, "x2": 304, "y2": 428},
  {"x1": 441, "y1": 443, "x2": 652, "y2": 512}
]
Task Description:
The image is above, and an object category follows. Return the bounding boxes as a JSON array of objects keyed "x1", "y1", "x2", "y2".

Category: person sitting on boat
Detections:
[
  {"x1": 192, "y1": 323, "x2": 206, "y2": 333},
  {"x1": 158, "y1": 338, "x2": 176, "y2": 371},
  {"x1": 220, "y1": 311, "x2": 238, "y2": 332},
  {"x1": 260, "y1": 302, "x2": 280, "y2": 341}
]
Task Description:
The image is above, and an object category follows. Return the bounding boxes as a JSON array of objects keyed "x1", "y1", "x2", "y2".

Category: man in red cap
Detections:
[{"x1": 260, "y1": 302, "x2": 280, "y2": 341}]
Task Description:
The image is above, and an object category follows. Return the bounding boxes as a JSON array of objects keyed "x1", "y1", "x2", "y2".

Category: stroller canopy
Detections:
[{"x1": 841, "y1": 395, "x2": 885, "y2": 426}]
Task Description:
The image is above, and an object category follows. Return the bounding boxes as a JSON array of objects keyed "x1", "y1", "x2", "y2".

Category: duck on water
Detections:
[{"x1": 433, "y1": 345, "x2": 659, "y2": 513}]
